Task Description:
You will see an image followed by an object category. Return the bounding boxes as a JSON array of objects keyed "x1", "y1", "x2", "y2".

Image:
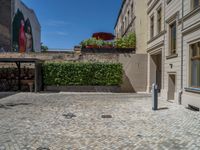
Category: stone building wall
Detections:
[
  {"x1": 114, "y1": 0, "x2": 148, "y2": 54},
  {"x1": 0, "y1": 52, "x2": 147, "y2": 93}
]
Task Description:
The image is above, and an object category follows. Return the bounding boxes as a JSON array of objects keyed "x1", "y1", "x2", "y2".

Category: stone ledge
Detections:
[
  {"x1": 184, "y1": 87, "x2": 200, "y2": 94},
  {"x1": 81, "y1": 48, "x2": 135, "y2": 53},
  {"x1": 45, "y1": 86, "x2": 121, "y2": 93}
]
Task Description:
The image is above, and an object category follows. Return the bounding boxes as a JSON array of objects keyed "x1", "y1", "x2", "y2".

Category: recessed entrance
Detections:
[
  {"x1": 149, "y1": 53, "x2": 162, "y2": 92},
  {"x1": 168, "y1": 74, "x2": 176, "y2": 100}
]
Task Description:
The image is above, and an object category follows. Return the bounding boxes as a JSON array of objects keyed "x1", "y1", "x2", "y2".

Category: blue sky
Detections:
[{"x1": 22, "y1": 0, "x2": 122, "y2": 49}]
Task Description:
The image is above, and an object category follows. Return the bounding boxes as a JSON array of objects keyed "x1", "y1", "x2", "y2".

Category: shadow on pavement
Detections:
[
  {"x1": 157, "y1": 107, "x2": 169, "y2": 110},
  {"x1": 0, "y1": 92, "x2": 18, "y2": 100}
]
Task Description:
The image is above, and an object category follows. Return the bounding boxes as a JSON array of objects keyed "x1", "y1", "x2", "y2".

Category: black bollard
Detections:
[{"x1": 152, "y1": 83, "x2": 158, "y2": 111}]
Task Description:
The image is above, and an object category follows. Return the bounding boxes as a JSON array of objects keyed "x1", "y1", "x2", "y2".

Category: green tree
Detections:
[{"x1": 41, "y1": 43, "x2": 48, "y2": 52}]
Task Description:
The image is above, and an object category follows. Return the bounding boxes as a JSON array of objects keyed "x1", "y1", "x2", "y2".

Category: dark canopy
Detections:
[{"x1": 92, "y1": 32, "x2": 115, "y2": 41}]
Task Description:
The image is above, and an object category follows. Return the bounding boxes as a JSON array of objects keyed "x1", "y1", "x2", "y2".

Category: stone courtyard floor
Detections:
[{"x1": 0, "y1": 92, "x2": 200, "y2": 150}]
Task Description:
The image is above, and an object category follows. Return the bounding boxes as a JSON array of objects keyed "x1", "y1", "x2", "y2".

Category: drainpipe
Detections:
[
  {"x1": 179, "y1": 0, "x2": 184, "y2": 105},
  {"x1": 163, "y1": 0, "x2": 166, "y2": 95}
]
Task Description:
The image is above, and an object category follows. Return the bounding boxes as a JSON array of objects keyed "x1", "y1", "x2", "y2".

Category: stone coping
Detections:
[
  {"x1": 184, "y1": 87, "x2": 200, "y2": 94},
  {"x1": 45, "y1": 86, "x2": 122, "y2": 93},
  {"x1": 81, "y1": 48, "x2": 135, "y2": 53}
]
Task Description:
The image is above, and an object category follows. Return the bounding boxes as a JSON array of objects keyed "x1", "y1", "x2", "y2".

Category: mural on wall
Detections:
[{"x1": 12, "y1": 9, "x2": 34, "y2": 52}]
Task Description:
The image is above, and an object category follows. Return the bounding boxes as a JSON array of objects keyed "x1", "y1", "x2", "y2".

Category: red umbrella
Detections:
[{"x1": 92, "y1": 32, "x2": 115, "y2": 41}]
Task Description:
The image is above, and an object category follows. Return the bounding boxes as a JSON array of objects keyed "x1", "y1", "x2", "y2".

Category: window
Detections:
[
  {"x1": 128, "y1": 11, "x2": 130, "y2": 26},
  {"x1": 124, "y1": 17, "x2": 127, "y2": 29},
  {"x1": 131, "y1": 3, "x2": 133, "y2": 18},
  {"x1": 169, "y1": 21, "x2": 177, "y2": 54},
  {"x1": 121, "y1": 23, "x2": 124, "y2": 35},
  {"x1": 150, "y1": 15, "x2": 154, "y2": 38},
  {"x1": 122, "y1": 21, "x2": 125, "y2": 34},
  {"x1": 167, "y1": 0, "x2": 172, "y2": 4},
  {"x1": 191, "y1": 0, "x2": 200, "y2": 10},
  {"x1": 190, "y1": 42, "x2": 200, "y2": 88},
  {"x1": 157, "y1": 8, "x2": 162, "y2": 33}
]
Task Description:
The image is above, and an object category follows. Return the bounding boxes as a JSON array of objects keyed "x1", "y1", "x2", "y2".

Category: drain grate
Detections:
[
  {"x1": 5, "y1": 103, "x2": 31, "y2": 107},
  {"x1": 37, "y1": 147, "x2": 50, "y2": 150},
  {"x1": 0, "y1": 103, "x2": 31, "y2": 109},
  {"x1": 101, "y1": 115, "x2": 112, "y2": 118},
  {"x1": 63, "y1": 113, "x2": 76, "y2": 119}
]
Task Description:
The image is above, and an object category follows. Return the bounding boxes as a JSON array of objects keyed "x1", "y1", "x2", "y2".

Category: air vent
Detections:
[
  {"x1": 37, "y1": 147, "x2": 50, "y2": 150},
  {"x1": 101, "y1": 115, "x2": 112, "y2": 118}
]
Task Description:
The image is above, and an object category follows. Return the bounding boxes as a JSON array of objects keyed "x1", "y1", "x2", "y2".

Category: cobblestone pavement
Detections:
[{"x1": 0, "y1": 92, "x2": 200, "y2": 150}]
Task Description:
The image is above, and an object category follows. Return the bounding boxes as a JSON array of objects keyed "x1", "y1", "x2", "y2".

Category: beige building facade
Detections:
[
  {"x1": 116, "y1": 0, "x2": 200, "y2": 107},
  {"x1": 114, "y1": 0, "x2": 148, "y2": 54},
  {"x1": 181, "y1": 0, "x2": 200, "y2": 108},
  {"x1": 147, "y1": 0, "x2": 200, "y2": 108},
  {"x1": 114, "y1": 0, "x2": 148, "y2": 93},
  {"x1": 147, "y1": 0, "x2": 165, "y2": 93}
]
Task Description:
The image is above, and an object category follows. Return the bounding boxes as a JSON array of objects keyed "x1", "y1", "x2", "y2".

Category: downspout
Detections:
[
  {"x1": 163, "y1": 0, "x2": 166, "y2": 95},
  {"x1": 179, "y1": 0, "x2": 184, "y2": 105}
]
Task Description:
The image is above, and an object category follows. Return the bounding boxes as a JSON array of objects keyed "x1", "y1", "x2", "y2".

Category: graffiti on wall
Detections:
[{"x1": 12, "y1": 9, "x2": 34, "y2": 52}]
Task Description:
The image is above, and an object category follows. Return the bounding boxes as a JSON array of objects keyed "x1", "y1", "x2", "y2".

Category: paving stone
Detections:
[{"x1": 0, "y1": 92, "x2": 199, "y2": 149}]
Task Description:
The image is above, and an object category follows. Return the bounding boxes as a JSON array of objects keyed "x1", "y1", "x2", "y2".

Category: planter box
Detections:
[
  {"x1": 81, "y1": 48, "x2": 135, "y2": 53},
  {"x1": 45, "y1": 86, "x2": 121, "y2": 93}
]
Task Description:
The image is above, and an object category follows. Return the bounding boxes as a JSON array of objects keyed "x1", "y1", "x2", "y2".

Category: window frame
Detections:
[
  {"x1": 190, "y1": 42, "x2": 200, "y2": 88},
  {"x1": 131, "y1": 3, "x2": 134, "y2": 19},
  {"x1": 169, "y1": 21, "x2": 177, "y2": 55},
  {"x1": 124, "y1": 17, "x2": 127, "y2": 30},
  {"x1": 157, "y1": 7, "x2": 162, "y2": 34},
  {"x1": 191, "y1": 0, "x2": 200, "y2": 11},
  {"x1": 150, "y1": 15, "x2": 154, "y2": 39}
]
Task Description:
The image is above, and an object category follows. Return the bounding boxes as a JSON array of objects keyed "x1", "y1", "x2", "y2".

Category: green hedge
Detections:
[{"x1": 43, "y1": 62, "x2": 123, "y2": 86}]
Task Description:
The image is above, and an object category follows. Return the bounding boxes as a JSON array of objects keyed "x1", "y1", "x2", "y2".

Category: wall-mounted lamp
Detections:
[{"x1": 169, "y1": 64, "x2": 173, "y2": 69}]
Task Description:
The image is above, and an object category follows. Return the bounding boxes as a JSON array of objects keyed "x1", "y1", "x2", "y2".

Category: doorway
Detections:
[
  {"x1": 168, "y1": 74, "x2": 176, "y2": 100},
  {"x1": 150, "y1": 53, "x2": 162, "y2": 92}
]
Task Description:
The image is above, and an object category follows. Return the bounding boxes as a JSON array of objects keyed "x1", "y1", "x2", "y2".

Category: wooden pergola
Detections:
[{"x1": 0, "y1": 58, "x2": 44, "y2": 92}]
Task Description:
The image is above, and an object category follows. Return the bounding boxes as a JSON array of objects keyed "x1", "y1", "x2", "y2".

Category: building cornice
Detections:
[
  {"x1": 182, "y1": 7, "x2": 200, "y2": 22},
  {"x1": 182, "y1": 21, "x2": 200, "y2": 35},
  {"x1": 147, "y1": 0, "x2": 160, "y2": 14},
  {"x1": 147, "y1": 0, "x2": 153, "y2": 6},
  {"x1": 147, "y1": 30, "x2": 166, "y2": 44},
  {"x1": 165, "y1": 11, "x2": 179, "y2": 23},
  {"x1": 147, "y1": 41, "x2": 164, "y2": 53}
]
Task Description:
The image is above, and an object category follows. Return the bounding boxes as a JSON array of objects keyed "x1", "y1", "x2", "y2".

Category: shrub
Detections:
[
  {"x1": 114, "y1": 32, "x2": 136, "y2": 48},
  {"x1": 80, "y1": 38, "x2": 114, "y2": 48},
  {"x1": 80, "y1": 32, "x2": 136, "y2": 49},
  {"x1": 43, "y1": 62, "x2": 123, "y2": 86},
  {"x1": 80, "y1": 38, "x2": 98, "y2": 48}
]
